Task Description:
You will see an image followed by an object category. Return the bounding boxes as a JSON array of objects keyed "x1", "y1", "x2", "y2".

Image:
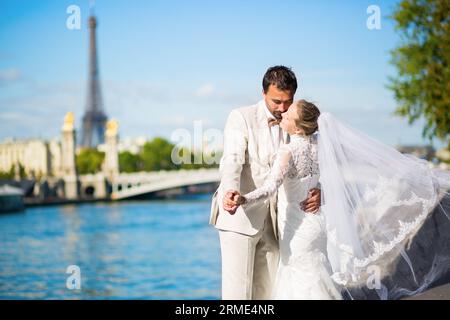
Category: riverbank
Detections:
[{"x1": 24, "y1": 197, "x2": 111, "y2": 208}]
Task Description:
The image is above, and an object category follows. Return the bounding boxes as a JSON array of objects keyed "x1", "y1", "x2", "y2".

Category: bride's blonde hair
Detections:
[{"x1": 293, "y1": 99, "x2": 320, "y2": 135}]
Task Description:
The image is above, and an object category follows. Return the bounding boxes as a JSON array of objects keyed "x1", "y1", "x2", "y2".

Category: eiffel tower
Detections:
[{"x1": 81, "y1": 13, "x2": 107, "y2": 148}]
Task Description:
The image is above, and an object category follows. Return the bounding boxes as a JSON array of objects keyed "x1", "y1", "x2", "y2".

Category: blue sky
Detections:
[{"x1": 0, "y1": 0, "x2": 444, "y2": 148}]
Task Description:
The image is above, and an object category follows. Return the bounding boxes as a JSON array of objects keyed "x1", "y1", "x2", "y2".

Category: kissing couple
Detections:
[{"x1": 209, "y1": 66, "x2": 450, "y2": 300}]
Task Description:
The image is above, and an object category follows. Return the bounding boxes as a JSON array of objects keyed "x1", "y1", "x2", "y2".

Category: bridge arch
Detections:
[{"x1": 111, "y1": 168, "x2": 220, "y2": 200}]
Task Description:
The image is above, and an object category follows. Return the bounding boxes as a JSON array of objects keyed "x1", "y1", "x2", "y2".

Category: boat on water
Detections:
[{"x1": 0, "y1": 184, "x2": 25, "y2": 213}]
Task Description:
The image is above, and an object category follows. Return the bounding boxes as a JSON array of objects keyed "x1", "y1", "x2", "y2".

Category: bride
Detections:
[{"x1": 227, "y1": 99, "x2": 450, "y2": 300}]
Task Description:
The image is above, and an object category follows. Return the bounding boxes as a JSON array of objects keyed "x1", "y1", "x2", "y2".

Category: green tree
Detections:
[
  {"x1": 388, "y1": 0, "x2": 450, "y2": 146},
  {"x1": 179, "y1": 148, "x2": 203, "y2": 170},
  {"x1": 116, "y1": 138, "x2": 220, "y2": 173},
  {"x1": 0, "y1": 164, "x2": 26, "y2": 180},
  {"x1": 140, "y1": 137, "x2": 179, "y2": 171},
  {"x1": 17, "y1": 163, "x2": 26, "y2": 179},
  {"x1": 0, "y1": 169, "x2": 13, "y2": 180},
  {"x1": 179, "y1": 149, "x2": 221, "y2": 170},
  {"x1": 119, "y1": 151, "x2": 142, "y2": 173},
  {"x1": 76, "y1": 148, "x2": 105, "y2": 174}
]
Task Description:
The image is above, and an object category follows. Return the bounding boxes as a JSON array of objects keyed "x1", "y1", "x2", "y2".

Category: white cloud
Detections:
[
  {"x1": 0, "y1": 68, "x2": 21, "y2": 86},
  {"x1": 0, "y1": 68, "x2": 21, "y2": 81},
  {"x1": 195, "y1": 83, "x2": 215, "y2": 97}
]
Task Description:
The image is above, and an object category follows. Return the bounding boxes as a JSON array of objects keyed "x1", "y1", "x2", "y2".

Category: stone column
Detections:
[
  {"x1": 61, "y1": 112, "x2": 79, "y2": 199},
  {"x1": 103, "y1": 119, "x2": 119, "y2": 182}
]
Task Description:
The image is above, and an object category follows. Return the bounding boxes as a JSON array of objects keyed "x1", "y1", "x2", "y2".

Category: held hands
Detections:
[
  {"x1": 222, "y1": 190, "x2": 246, "y2": 215},
  {"x1": 224, "y1": 188, "x2": 319, "y2": 215},
  {"x1": 300, "y1": 188, "x2": 321, "y2": 214}
]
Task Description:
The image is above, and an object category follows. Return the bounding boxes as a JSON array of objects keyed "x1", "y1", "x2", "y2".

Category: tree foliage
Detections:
[
  {"x1": 76, "y1": 148, "x2": 105, "y2": 174},
  {"x1": 0, "y1": 163, "x2": 25, "y2": 180},
  {"x1": 388, "y1": 0, "x2": 450, "y2": 145},
  {"x1": 76, "y1": 137, "x2": 218, "y2": 174},
  {"x1": 140, "y1": 137, "x2": 179, "y2": 171},
  {"x1": 119, "y1": 151, "x2": 141, "y2": 173}
]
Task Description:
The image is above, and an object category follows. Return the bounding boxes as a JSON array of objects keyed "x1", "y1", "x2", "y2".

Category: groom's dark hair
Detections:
[{"x1": 262, "y1": 65, "x2": 297, "y2": 93}]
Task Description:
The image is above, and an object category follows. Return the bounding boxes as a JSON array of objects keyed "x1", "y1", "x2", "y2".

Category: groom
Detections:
[{"x1": 209, "y1": 66, "x2": 321, "y2": 299}]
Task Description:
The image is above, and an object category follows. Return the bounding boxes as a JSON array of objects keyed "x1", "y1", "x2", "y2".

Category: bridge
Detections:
[{"x1": 110, "y1": 168, "x2": 220, "y2": 200}]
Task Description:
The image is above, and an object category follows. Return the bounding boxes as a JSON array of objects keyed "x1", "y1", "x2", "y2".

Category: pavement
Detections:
[{"x1": 402, "y1": 283, "x2": 450, "y2": 300}]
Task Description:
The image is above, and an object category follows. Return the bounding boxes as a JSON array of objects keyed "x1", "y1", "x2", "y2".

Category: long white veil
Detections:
[{"x1": 317, "y1": 112, "x2": 450, "y2": 300}]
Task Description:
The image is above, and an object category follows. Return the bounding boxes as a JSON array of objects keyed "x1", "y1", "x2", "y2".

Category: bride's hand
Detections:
[
  {"x1": 233, "y1": 194, "x2": 246, "y2": 206},
  {"x1": 229, "y1": 193, "x2": 246, "y2": 207}
]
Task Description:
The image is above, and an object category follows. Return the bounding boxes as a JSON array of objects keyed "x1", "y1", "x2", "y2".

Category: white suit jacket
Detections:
[{"x1": 209, "y1": 100, "x2": 287, "y2": 239}]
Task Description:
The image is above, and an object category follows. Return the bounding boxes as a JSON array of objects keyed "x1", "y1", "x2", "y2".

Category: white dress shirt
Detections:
[{"x1": 264, "y1": 103, "x2": 283, "y2": 151}]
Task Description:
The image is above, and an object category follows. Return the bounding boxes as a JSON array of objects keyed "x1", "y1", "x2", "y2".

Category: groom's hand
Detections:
[
  {"x1": 223, "y1": 190, "x2": 240, "y2": 214},
  {"x1": 301, "y1": 188, "x2": 321, "y2": 214}
]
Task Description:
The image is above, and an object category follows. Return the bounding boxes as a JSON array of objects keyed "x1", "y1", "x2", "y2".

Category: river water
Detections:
[{"x1": 0, "y1": 194, "x2": 221, "y2": 299}]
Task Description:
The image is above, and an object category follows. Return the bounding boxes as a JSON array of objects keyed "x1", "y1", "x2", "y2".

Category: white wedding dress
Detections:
[
  {"x1": 243, "y1": 133, "x2": 343, "y2": 299},
  {"x1": 243, "y1": 113, "x2": 450, "y2": 300}
]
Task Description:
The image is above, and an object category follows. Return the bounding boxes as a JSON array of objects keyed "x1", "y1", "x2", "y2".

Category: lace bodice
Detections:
[
  {"x1": 243, "y1": 133, "x2": 319, "y2": 206},
  {"x1": 242, "y1": 132, "x2": 340, "y2": 299}
]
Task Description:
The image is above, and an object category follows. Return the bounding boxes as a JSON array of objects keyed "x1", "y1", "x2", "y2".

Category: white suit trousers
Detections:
[{"x1": 218, "y1": 216, "x2": 279, "y2": 300}]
